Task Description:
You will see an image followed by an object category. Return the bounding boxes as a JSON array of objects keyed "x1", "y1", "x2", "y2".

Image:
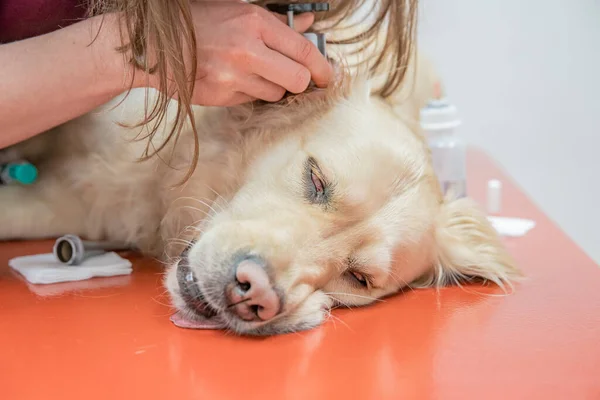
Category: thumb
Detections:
[
  {"x1": 293, "y1": 12, "x2": 315, "y2": 33},
  {"x1": 271, "y1": 12, "x2": 315, "y2": 33}
]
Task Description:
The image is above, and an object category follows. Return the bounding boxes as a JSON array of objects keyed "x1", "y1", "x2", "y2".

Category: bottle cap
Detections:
[
  {"x1": 487, "y1": 179, "x2": 502, "y2": 214},
  {"x1": 420, "y1": 98, "x2": 462, "y2": 131},
  {"x1": 8, "y1": 162, "x2": 38, "y2": 185}
]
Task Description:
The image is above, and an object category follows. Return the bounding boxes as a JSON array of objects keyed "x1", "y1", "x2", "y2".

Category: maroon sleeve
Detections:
[{"x1": 0, "y1": 0, "x2": 88, "y2": 43}]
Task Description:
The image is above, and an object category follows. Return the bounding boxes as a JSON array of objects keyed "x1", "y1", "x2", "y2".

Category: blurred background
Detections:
[{"x1": 417, "y1": 0, "x2": 600, "y2": 264}]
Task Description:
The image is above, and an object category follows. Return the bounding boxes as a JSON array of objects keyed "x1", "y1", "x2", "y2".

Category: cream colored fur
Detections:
[{"x1": 0, "y1": 50, "x2": 520, "y2": 335}]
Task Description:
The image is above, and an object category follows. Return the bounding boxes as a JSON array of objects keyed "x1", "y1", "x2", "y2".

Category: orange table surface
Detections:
[{"x1": 1, "y1": 149, "x2": 599, "y2": 400}]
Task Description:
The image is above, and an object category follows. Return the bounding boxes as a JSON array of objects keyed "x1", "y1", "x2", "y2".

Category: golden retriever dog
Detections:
[{"x1": 0, "y1": 49, "x2": 520, "y2": 335}]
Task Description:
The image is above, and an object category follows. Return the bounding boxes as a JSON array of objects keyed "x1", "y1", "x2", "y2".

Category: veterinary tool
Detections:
[
  {"x1": 53, "y1": 234, "x2": 131, "y2": 266},
  {"x1": 0, "y1": 160, "x2": 38, "y2": 185},
  {"x1": 266, "y1": 2, "x2": 329, "y2": 57}
]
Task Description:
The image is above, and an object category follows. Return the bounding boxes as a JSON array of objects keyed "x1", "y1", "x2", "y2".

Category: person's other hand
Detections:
[{"x1": 185, "y1": 1, "x2": 332, "y2": 106}]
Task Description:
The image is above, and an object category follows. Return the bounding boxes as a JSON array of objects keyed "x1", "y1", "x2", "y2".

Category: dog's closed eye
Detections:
[
  {"x1": 345, "y1": 257, "x2": 372, "y2": 289},
  {"x1": 311, "y1": 170, "x2": 324, "y2": 196},
  {"x1": 305, "y1": 157, "x2": 331, "y2": 204},
  {"x1": 348, "y1": 270, "x2": 369, "y2": 288}
]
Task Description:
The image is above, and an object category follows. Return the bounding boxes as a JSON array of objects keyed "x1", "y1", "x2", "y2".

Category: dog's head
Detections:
[{"x1": 165, "y1": 72, "x2": 520, "y2": 335}]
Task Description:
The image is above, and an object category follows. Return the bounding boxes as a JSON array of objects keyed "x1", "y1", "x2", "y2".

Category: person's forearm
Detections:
[{"x1": 0, "y1": 13, "x2": 137, "y2": 149}]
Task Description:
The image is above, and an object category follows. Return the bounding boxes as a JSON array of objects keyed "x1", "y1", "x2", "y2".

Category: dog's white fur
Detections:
[{"x1": 0, "y1": 50, "x2": 520, "y2": 335}]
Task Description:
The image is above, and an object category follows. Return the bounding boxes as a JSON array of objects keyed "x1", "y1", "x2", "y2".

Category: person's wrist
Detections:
[{"x1": 87, "y1": 13, "x2": 150, "y2": 97}]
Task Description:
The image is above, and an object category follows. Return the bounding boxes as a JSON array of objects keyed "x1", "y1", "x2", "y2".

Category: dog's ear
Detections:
[{"x1": 427, "y1": 197, "x2": 522, "y2": 291}]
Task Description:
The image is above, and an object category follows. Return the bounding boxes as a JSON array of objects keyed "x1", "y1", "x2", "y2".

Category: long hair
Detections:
[{"x1": 87, "y1": 0, "x2": 418, "y2": 183}]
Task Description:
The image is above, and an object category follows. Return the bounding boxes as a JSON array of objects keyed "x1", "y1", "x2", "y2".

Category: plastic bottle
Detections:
[
  {"x1": 0, "y1": 161, "x2": 38, "y2": 185},
  {"x1": 420, "y1": 84, "x2": 467, "y2": 198}
]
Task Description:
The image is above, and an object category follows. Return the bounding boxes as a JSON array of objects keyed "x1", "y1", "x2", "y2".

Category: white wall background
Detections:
[{"x1": 416, "y1": 0, "x2": 600, "y2": 264}]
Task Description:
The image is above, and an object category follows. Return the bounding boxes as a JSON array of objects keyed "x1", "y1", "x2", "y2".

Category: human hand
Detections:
[{"x1": 185, "y1": 1, "x2": 333, "y2": 106}]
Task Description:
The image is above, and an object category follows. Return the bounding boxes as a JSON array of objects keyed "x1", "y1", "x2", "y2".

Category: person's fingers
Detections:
[
  {"x1": 260, "y1": 13, "x2": 332, "y2": 88},
  {"x1": 271, "y1": 12, "x2": 315, "y2": 33},
  {"x1": 250, "y1": 45, "x2": 311, "y2": 94},
  {"x1": 239, "y1": 74, "x2": 286, "y2": 102}
]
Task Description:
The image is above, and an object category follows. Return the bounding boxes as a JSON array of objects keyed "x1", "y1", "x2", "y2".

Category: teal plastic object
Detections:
[{"x1": 5, "y1": 162, "x2": 38, "y2": 184}]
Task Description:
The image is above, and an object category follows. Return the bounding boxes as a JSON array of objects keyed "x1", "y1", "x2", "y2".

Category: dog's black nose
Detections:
[{"x1": 226, "y1": 255, "x2": 281, "y2": 322}]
